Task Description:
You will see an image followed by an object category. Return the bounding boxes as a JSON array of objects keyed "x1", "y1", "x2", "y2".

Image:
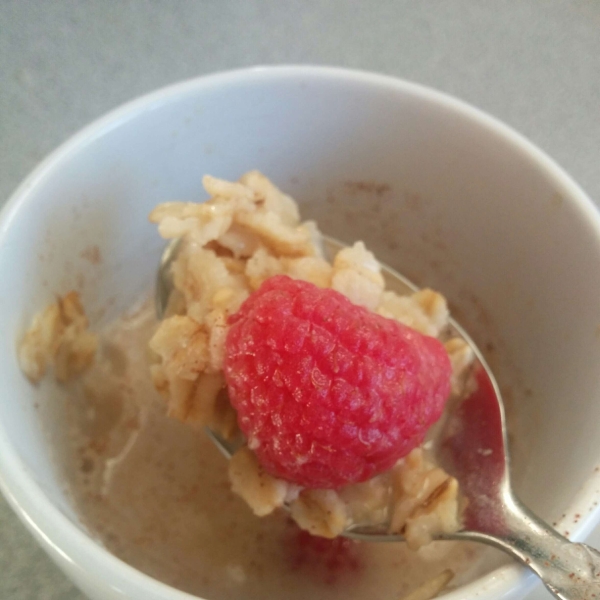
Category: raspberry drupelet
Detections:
[{"x1": 224, "y1": 275, "x2": 452, "y2": 489}]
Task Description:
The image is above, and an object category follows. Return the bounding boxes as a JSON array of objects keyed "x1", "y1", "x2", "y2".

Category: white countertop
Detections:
[{"x1": 1, "y1": 2, "x2": 599, "y2": 598}]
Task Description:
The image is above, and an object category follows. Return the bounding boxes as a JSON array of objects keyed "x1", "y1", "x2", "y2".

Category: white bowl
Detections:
[{"x1": 1, "y1": 66, "x2": 600, "y2": 600}]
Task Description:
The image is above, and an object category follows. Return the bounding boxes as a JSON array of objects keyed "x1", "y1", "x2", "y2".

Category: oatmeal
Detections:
[
  {"x1": 19, "y1": 291, "x2": 97, "y2": 383},
  {"x1": 148, "y1": 172, "x2": 474, "y2": 545}
]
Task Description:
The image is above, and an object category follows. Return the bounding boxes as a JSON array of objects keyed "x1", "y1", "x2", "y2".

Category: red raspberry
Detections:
[{"x1": 224, "y1": 275, "x2": 451, "y2": 489}]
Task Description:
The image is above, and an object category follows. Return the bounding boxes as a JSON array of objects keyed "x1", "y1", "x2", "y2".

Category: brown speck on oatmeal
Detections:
[
  {"x1": 344, "y1": 181, "x2": 391, "y2": 197},
  {"x1": 81, "y1": 456, "x2": 94, "y2": 473},
  {"x1": 80, "y1": 245, "x2": 102, "y2": 265}
]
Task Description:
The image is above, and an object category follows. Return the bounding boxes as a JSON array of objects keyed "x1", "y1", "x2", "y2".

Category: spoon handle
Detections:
[{"x1": 467, "y1": 498, "x2": 600, "y2": 599}]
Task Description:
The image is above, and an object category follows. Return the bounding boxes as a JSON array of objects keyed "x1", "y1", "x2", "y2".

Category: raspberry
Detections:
[{"x1": 224, "y1": 275, "x2": 451, "y2": 489}]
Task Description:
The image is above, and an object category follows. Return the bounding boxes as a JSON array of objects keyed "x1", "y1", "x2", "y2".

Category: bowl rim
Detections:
[{"x1": 1, "y1": 64, "x2": 599, "y2": 600}]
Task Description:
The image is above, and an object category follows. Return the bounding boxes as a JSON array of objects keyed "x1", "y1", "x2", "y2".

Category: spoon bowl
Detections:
[{"x1": 158, "y1": 236, "x2": 600, "y2": 600}]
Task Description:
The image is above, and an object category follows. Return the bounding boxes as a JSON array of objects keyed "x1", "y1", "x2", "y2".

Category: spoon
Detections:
[{"x1": 157, "y1": 237, "x2": 600, "y2": 599}]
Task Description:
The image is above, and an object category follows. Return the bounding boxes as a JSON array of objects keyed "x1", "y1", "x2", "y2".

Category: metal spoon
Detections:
[{"x1": 157, "y1": 237, "x2": 600, "y2": 599}]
